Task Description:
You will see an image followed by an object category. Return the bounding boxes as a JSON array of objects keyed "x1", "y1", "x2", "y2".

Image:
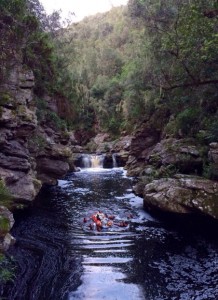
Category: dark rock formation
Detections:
[
  {"x1": 125, "y1": 125, "x2": 160, "y2": 176},
  {"x1": 0, "y1": 63, "x2": 76, "y2": 246},
  {"x1": 143, "y1": 175, "x2": 218, "y2": 219},
  {"x1": 147, "y1": 138, "x2": 203, "y2": 174},
  {"x1": 126, "y1": 122, "x2": 218, "y2": 221}
]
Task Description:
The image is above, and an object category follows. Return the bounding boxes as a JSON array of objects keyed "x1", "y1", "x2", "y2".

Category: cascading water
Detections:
[
  {"x1": 90, "y1": 154, "x2": 104, "y2": 168},
  {"x1": 112, "y1": 153, "x2": 118, "y2": 168},
  {"x1": 81, "y1": 155, "x2": 91, "y2": 168},
  {"x1": 81, "y1": 154, "x2": 107, "y2": 169}
]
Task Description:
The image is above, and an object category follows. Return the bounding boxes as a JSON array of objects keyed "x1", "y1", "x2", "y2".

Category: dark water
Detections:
[{"x1": 3, "y1": 168, "x2": 218, "y2": 300}]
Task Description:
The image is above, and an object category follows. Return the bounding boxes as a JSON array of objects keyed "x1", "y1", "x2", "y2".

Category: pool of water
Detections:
[{"x1": 3, "y1": 168, "x2": 218, "y2": 299}]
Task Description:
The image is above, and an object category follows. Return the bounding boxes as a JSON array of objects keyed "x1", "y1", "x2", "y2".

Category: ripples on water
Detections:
[{"x1": 3, "y1": 168, "x2": 218, "y2": 300}]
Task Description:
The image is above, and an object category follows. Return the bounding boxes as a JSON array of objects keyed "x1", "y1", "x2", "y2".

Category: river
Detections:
[{"x1": 3, "y1": 167, "x2": 218, "y2": 300}]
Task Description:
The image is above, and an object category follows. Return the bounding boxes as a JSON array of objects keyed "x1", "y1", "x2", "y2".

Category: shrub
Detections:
[{"x1": 175, "y1": 108, "x2": 200, "y2": 136}]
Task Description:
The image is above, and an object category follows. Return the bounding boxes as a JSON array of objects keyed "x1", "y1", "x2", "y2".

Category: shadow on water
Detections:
[{"x1": 2, "y1": 168, "x2": 218, "y2": 300}]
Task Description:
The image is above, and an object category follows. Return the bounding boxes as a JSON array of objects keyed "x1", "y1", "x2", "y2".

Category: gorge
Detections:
[{"x1": 0, "y1": 0, "x2": 218, "y2": 299}]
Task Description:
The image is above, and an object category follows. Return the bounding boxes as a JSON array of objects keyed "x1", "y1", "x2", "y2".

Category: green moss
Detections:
[
  {"x1": 0, "y1": 180, "x2": 12, "y2": 208},
  {"x1": 16, "y1": 105, "x2": 33, "y2": 122},
  {"x1": 0, "y1": 216, "x2": 10, "y2": 235}
]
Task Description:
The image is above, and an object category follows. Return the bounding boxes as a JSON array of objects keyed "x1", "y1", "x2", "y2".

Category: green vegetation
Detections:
[
  {"x1": 0, "y1": 0, "x2": 217, "y2": 140},
  {"x1": 0, "y1": 254, "x2": 16, "y2": 284},
  {"x1": 58, "y1": 0, "x2": 218, "y2": 139},
  {"x1": 0, "y1": 180, "x2": 12, "y2": 209},
  {"x1": 0, "y1": 0, "x2": 79, "y2": 132}
]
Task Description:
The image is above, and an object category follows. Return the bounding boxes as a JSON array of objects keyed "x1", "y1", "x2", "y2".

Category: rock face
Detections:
[
  {"x1": 0, "y1": 64, "x2": 74, "y2": 202},
  {"x1": 143, "y1": 175, "x2": 218, "y2": 219},
  {"x1": 0, "y1": 63, "x2": 76, "y2": 247},
  {"x1": 126, "y1": 121, "x2": 218, "y2": 221},
  {"x1": 147, "y1": 138, "x2": 203, "y2": 174},
  {"x1": 126, "y1": 125, "x2": 160, "y2": 176},
  {"x1": 0, "y1": 61, "x2": 80, "y2": 251},
  {"x1": 0, "y1": 64, "x2": 40, "y2": 203}
]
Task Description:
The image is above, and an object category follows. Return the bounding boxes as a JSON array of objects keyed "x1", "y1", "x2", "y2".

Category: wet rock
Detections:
[
  {"x1": 143, "y1": 175, "x2": 218, "y2": 219},
  {"x1": 2, "y1": 233, "x2": 16, "y2": 251},
  {"x1": 115, "y1": 151, "x2": 129, "y2": 167},
  {"x1": 36, "y1": 158, "x2": 69, "y2": 185},
  {"x1": 0, "y1": 206, "x2": 15, "y2": 251}
]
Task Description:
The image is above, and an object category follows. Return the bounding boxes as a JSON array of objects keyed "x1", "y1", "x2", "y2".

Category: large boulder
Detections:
[
  {"x1": 143, "y1": 175, "x2": 218, "y2": 219},
  {"x1": 36, "y1": 158, "x2": 70, "y2": 185},
  {"x1": 0, "y1": 167, "x2": 41, "y2": 202}
]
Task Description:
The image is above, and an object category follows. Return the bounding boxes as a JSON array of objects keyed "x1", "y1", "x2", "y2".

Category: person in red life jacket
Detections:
[
  {"x1": 92, "y1": 214, "x2": 98, "y2": 223},
  {"x1": 96, "y1": 220, "x2": 102, "y2": 231},
  {"x1": 107, "y1": 220, "x2": 113, "y2": 227},
  {"x1": 118, "y1": 221, "x2": 128, "y2": 227}
]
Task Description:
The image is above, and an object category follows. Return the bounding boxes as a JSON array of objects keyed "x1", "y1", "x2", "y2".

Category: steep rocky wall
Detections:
[
  {"x1": 127, "y1": 122, "x2": 218, "y2": 221},
  {"x1": 0, "y1": 63, "x2": 74, "y2": 250}
]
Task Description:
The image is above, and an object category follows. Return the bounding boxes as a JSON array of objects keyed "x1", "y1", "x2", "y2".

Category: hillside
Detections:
[{"x1": 61, "y1": 0, "x2": 218, "y2": 142}]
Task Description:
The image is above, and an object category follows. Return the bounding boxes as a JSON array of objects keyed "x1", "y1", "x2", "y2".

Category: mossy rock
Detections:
[
  {"x1": 0, "y1": 216, "x2": 10, "y2": 236},
  {"x1": 0, "y1": 92, "x2": 11, "y2": 106}
]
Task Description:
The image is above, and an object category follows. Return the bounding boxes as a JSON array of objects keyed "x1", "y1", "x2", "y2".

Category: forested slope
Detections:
[{"x1": 62, "y1": 0, "x2": 218, "y2": 142}]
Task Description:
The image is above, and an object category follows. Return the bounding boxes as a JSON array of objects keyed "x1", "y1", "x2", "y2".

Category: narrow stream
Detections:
[{"x1": 3, "y1": 167, "x2": 218, "y2": 300}]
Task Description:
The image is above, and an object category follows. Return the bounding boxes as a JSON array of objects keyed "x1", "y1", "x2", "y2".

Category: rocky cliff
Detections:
[
  {"x1": 126, "y1": 122, "x2": 218, "y2": 221},
  {"x1": 0, "y1": 62, "x2": 75, "y2": 250}
]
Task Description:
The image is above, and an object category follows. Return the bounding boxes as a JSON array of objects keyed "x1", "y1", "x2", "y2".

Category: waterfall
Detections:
[
  {"x1": 91, "y1": 155, "x2": 104, "y2": 168},
  {"x1": 81, "y1": 154, "x2": 104, "y2": 169},
  {"x1": 112, "y1": 153, "x2": 118, "y2": 168}
]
